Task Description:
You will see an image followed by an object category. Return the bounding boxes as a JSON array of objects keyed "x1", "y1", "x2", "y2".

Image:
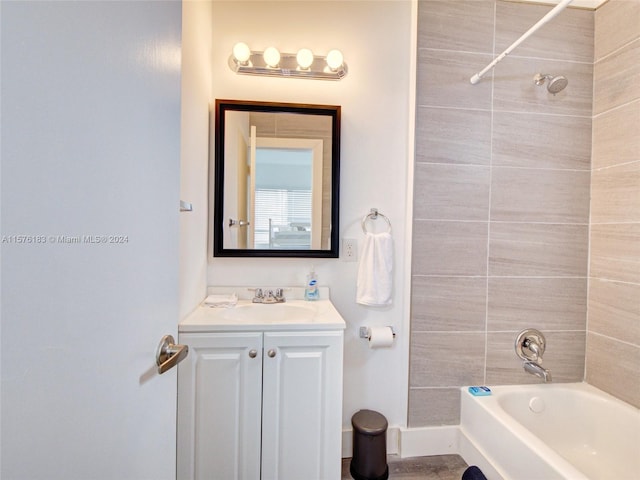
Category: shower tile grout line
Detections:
[
  {"x1": 417, "y1": 45, "x2": 594, "y2": 65},
  {"x1": 417, "y1": 103, "x2": 593, "y2": 119},
  {"x1": 482, "y1": 0, "x2": 498, "y2": 387},
  {"x1": 414, "y1": 161, "x2": 592, "y2": 172}
]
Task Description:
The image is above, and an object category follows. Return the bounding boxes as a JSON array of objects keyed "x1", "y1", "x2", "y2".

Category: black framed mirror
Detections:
[{"x1": 213, "y1": 99, "x2": 340, "y2": 257}]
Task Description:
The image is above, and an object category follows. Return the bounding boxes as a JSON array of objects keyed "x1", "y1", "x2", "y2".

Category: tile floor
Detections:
[{"x1": 341, "y1": 454, "x2": 469, "y2": 480}]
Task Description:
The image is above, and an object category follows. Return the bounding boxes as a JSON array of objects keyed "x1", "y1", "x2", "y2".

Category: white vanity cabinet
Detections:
[
  {"x1": 177, "y1": 326, "x2": 344, "y2": 480},
  {"x1": 177, "y1": 331, "x2": 263, "y2": 480}
]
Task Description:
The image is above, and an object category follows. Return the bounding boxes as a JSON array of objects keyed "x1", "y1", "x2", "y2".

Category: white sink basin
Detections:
[
  {"x1": 180, "y1": 297, "x2": 346, "y2": 332},
  {"x1": 222, "y1": 302, "x2": 317, "y2": 323}
]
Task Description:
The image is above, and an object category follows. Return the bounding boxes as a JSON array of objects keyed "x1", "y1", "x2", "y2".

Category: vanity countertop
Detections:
[{"x1": 180, "y1": 287, "x2": 346, "y2": 333}]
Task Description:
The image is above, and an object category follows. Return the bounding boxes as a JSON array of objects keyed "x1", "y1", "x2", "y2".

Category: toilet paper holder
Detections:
[{"x1": 359, "y1": 326, "x2": 396, "y2": 339}]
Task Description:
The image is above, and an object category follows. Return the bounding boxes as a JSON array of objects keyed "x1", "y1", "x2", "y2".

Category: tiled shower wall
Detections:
[
  {"x1": 587, "y1": 0, "x2": 640, "y2": 408},
  {"x1": 409, "y1": 0, "x2": 594, "y2": 426}
]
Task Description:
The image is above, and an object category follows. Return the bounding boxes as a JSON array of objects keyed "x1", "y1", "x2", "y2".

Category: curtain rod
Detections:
[{"x1": 470, "y1": 0, "x2": 573, "y2": 84}]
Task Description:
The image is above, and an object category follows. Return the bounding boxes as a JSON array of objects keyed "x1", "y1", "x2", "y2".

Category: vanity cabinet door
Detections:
[
  {"x1": 177, "y1": 332, "x2": 263, "y2": 480},
  {"x1": 261, "y1": 330, "x2": 344, "y2": 480}
]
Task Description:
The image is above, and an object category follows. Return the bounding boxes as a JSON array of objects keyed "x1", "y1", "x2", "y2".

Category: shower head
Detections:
[{"x1": 534, "y1": 73, "x2": 568, "y2": 94}]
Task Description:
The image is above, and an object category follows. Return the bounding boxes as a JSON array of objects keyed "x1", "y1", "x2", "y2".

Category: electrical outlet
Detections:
[{"x1": 343, "y1": 238, "x2": 357, "y2": 262}]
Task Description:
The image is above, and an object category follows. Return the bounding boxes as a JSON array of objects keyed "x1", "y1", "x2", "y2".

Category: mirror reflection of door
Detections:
[
  {"x1": 236, "y1": 128, "x2": 249, "y2": 249},
  {"x1": 223, "y1": 111, "x2": 253, "y2": 249},
  {"x1": 251, "y1": 136, "x2": 323, "y2": 250}
]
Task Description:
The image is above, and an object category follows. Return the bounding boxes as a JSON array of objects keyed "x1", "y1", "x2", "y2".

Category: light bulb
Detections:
[
  {"x1": 232, "y1": 42, "x2": 251, "y2": 64},
  {"x1": 326, "y1": 49, "x2": 344, "y2": 70},
  {"x1": 263, "y1": 47, "x2": 280, "y2": 68},
  {"x1": 296, "y1": 48, "x2": 314, "y2": 70}
]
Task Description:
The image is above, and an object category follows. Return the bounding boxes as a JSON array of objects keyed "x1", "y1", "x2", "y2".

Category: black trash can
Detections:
[{"x1": 350, "y1": 409, "x2": 388, "y2": 480}]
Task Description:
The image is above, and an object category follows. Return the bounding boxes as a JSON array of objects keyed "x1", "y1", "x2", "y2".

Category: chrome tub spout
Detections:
[{"x1": 523, "y1": 361, "x2": 552, "y2": 383}]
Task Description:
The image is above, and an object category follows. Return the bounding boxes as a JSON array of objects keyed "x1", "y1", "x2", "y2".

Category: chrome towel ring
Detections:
[{"x1": 361, "y1": 208, "x2": 391, "y2": 234}]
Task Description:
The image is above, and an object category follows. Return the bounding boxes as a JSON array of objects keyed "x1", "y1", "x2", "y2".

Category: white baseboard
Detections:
[
  {"x1": 343, "y1": 425, "x2": 501, "y2": 479},
  {"x1": 342, "y1": 425, "x2": 457, "y2": 458},
  {"x1": 397, "y1": 426, "x2": 460, "y2": 458}
]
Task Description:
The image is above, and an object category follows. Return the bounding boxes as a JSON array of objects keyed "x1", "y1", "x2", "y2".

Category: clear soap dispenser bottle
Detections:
[{"x1": 304, "y1": 266, "x2": 319, "y2": 301}]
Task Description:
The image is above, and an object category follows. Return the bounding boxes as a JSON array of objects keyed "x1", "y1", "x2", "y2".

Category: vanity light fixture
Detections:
[
  {"x1": 229, "y1": 42, "x2": 348, "y2": 80},
  {"x1": 325, "y1": 49, "x2": 344, "y2": 71},
  {"x1": 296, "y1": 48, "x2": 314, "y2": 70},
  {"x1": 263, "y1": 46, "x2": 281, "y2": 68},
  {"x1": 232, "y1": 42, "x2": 251, "y2": 65}
]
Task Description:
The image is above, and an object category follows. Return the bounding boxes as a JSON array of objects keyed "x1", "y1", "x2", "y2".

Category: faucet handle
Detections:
[
  {"x1": 263, "y1": 289, "x2": 277, "y2": 304},
  {"x1": 252, "y1": 288, "x2": 264, "y2": 303},
  {"x1": 525, "y1": 338, "x2": 542, "y2": 362},
  {"x1": 515, "y1": 329, "x2": 546, "y2": 362}
]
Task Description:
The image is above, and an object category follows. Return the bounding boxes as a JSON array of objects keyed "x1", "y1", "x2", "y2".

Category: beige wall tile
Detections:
[
  {"x1": 488, "y1": 277, "x2": 587, "y2": 331},
  {"x1": 496, "y1": 1, "x2": 594, "y2": 63},
  {"x1": 588, "y1": 278, "x2": 640, "y2": 346},
  {"x1": 409, "y1": 0, "x2": 638, "y2": 422},
  {"x1": 586, "y1": 333, "x2": 640, "y2": 408},
  {"x1": 412, "y1": 220, "x2": 488, "y2": 276},
  {"x1": 417, "y1": 49, "x2": 493, "y2": 109},
  {"x1": 274, "y1": 112, "x2": 333, "y2": 138},
  {"x1": 492, "y1": 112, "x2": 591, "y2": 170},
  {"x1": 410, "y1": 332, "x2": 485, "y2": 387},
  {"x1": 595, "y1": 0, "x2": 640, "y2": 61},
  {"x1": 408, "y1": 388, "x2": 461, "y2": 427},
  {"x1": 414, "y1": 164, "x2": 490, "y2": 221},
  {"x1": 251, "y1": 111, "x2": 276, "y2": 136},
  {"x1": 411, "y1": 276, "x2": 487, "y2": 332},
  {"x1": 252, "y1": 111, "x2": 333, "y2": 138},
  {"x1": 541, "y1": 330, "x2": 586, "y2": 382},
  {"x1": 493, "y1": 56, "x2": 593, "y2": 116},
  {"x1": 593, "y1": 38, "x2": 640, "y2": 115},
  {"x1": 491, "y1": 167, "x2": 591, "y2": 223},
  {"x1": 590, "y1": 223, "x2": 640, "y2": 283},
  {"x1": 591, "y1": 161, "x2": 640, "y2": 224},
  {"x1": 416, "y1": 107, "x2": 492, "y2": 166},
  {"x1": 486, "y1": 331, "x2": 585, "y2": 385},
  {"x1": 418, "y1": 0, "x2": 494, "y2": 53},
  {"x1": 592, "y1": 100, "x2": 640, "y2": 169},
  {"x1": 586, "y1": 1, "x2": 640, "y2": 406},
  {"x1": 486, "y1": 331, "x2": 531, "y2": 384},
  {"x1": 489, "y1": 223, "x2": 589, "y2": 276}
]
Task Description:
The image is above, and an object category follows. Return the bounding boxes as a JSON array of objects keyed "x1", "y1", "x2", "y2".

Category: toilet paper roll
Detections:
[{"x1": 367, "y1": 326, "x2": 394, "y2": 349}]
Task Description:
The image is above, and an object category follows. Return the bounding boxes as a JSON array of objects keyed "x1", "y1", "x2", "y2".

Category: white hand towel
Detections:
[
  {"x1": 203, "y1": 293, "x2": 238, "y2": 308},
  {"x1": 356, "y1": 232, "x2": 393, "y2": 306}
]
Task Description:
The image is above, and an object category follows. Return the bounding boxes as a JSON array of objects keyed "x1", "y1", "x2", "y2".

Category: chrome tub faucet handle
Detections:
[{"x1": 516, "y1": 329, "x2": 552, "y2": 382}]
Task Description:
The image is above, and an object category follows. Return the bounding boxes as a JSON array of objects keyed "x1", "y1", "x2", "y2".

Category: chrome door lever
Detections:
[
  {"x1": 156, "y1": 335, "x2": 189, "y2": 374},
  {"x1": 229, "y1": 218, "x2": 250, "y2": 227}
]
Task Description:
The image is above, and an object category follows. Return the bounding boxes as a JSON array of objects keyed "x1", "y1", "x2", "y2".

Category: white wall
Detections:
[
  {"x1": 180, "y1": 0, "x2": 213, "y2": 319},
  {"x1": 208, "y1": 1, "x2": 413, "y2": 429}
]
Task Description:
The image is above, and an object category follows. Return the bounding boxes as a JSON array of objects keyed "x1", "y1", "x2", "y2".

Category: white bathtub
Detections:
[{"x1": 460, "y1": 382, "x2": 640, "y2": 480}]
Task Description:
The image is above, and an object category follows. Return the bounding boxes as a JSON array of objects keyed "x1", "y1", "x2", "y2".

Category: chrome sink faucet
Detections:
[
  {"x1": 251, "y1": 288, "x2": 286, "y2": 303},
  {"x1": 515, "y1": 329, "x2": 552, "y2": 383}
]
